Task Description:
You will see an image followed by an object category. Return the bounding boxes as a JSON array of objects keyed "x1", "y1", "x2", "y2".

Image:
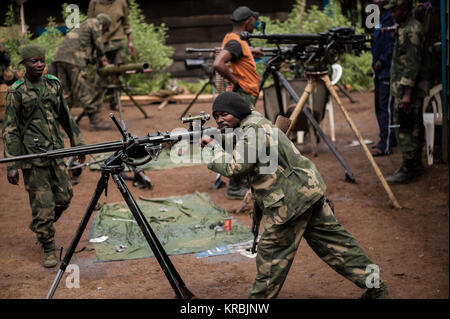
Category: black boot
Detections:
[
  {"x1": 226, "y1": 176, "x2": 249, "y2": 200},
  {"x1": 386, "y1": 159, "x2": 419, "y2": 185}
]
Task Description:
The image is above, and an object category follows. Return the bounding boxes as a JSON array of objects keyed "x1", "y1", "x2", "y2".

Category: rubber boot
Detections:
[
  {"x1": 360, "y1": 282, "x2": 390, "y2": 299},
  {"x1": 88, "y1": 113, "x2": 112, "y2": 131}
]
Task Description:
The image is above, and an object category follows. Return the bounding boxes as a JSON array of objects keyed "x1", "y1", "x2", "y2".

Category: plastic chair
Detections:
[
  {"x1": 422, "y1": 84, "x2": 443, "y2": 166},
  {"x1": 324, "y1": 64, "x2": 343, "y2": 142}
]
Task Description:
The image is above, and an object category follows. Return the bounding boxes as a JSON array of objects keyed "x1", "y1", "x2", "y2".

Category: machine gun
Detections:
[
  {"x1": 240, "y1": 27, "x2": 370, "y2": 72},
  {"x1": 0, "y1": 113, "x2": 219, "y2": 299},
  {"x1": 240, "y1": 27, "x2": 401, "y2": 209},
  {"x1": 75, "y1": 62, "x2": 152, "y2": 125}
]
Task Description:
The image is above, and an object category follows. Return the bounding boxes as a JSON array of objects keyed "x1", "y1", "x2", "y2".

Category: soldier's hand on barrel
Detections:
[{"x1": 7, "y1": 169, "x2": 19, "y2": 185}]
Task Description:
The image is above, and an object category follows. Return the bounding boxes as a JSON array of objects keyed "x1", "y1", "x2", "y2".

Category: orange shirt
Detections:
[{"x1": 221, "y1": 33, "x2": 260, "y2": 97}]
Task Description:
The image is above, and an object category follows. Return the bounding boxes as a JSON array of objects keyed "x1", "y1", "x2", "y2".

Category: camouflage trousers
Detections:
[
  {"x1": 22, "y1": 164, "x2": 73, "y2": 251},
  {"x1": 55, "y1": 62, "x2": 102, "y2": 115},
  {"x1": 249, "y1": 197, "x2": 375, "y2": 299},
  {"x1": 393, "y1": 97, "x2": 425, "y2": 161},
  {"x1": 236, "y1": 87, "x2": 258, "y2": 109}
]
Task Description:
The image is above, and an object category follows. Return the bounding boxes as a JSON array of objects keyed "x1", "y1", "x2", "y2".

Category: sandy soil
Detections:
[{"x1": 0, "y1": 90, "x2": 448, "y2": 299}]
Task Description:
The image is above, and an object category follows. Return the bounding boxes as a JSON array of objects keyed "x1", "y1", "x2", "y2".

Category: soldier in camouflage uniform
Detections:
[
  {"x1": 53, "y1": 13, "x2": 113, "y2": 131},
  {"x1": 201, "y1": 92, "x2": 389, "y2": 299},
  {"x1": 385, "y1": 0, "x2": 426, "y2": 184},
  {"x1": 88, "y1": 0, "x2": 135, "y2": 111},
  {"x1": 2, "y1": 45, "x2": 85, "y2": 268}
]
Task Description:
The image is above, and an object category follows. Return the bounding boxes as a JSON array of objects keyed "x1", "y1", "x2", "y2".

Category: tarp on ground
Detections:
[
  {"x1": 89, "y1": 141, "x2": 213, "y2": 171},
  {"x1": 88, "y1": 192, "x2": 253, "y2": 262}
]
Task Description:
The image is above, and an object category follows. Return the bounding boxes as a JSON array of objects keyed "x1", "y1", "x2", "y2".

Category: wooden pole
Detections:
[
  {"x1": 285, "y1": 77, "x2": 314, "y2": 136},
  {"x1": 20, "y1": 3, "x2": 26, "y2": 44},
  {"x1": 321, "y1": 74, "x2": 402, "y2": 209}
]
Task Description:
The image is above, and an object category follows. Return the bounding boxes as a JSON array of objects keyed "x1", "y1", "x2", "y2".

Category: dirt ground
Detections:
[{"x1": 0, "y1": 90, "x2": 448, "y2": 300}]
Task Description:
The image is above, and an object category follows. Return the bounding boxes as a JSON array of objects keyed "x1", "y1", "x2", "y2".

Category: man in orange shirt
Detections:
[
  {"x1": 213, "y1": 6, "x2": 264, "y2": 200},
  {"x1": 213, "y1": 6, "x2": 263, "y2": 109}
]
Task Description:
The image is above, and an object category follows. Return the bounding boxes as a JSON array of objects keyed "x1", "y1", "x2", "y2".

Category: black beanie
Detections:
[{"x1": 212, "y1": 92, "x2": 252, "y2": 120}]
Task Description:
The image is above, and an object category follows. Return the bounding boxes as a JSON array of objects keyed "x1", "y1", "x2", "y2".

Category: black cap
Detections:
[
  {"x1": 212, "y1": 92, "x2": 252, "y2": 120},
  {"x1": 231, "y1": 6, "x2": 259, "y2": 22}
]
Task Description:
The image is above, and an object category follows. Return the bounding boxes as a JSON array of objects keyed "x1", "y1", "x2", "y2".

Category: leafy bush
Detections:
[{"x1": 123, "y1": 0, "x2": 174, "y2": 94}]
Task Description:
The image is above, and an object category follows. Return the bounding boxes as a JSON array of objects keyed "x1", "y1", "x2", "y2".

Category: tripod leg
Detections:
[
  {"x1": 272, "y1": 72, "x2": 285, "y2": 117},
  {"x1": 285, "y1": 77, "x2": 314, "y2": 136},
  {"x1": 46, "y1": 171, "x2": 110, "y2": 299},
  {"x1": 111, "y1": 173, "x2": 195, "y2": 299},
  {"x1": 179, "y1": 81, "x2": 210, "y2": 120},
  {"x1": 122, "y1": 86, "x2": 149, "y2": 118},
  {"x1": 321, "y1": 75, "x2": 402, "y2": 209},
  {"x1": 275, "y1": 71, "x2": 356, "y2": 183},
  {"x1": 307, "y1": 94, "x2": 319, "y2": 157}
]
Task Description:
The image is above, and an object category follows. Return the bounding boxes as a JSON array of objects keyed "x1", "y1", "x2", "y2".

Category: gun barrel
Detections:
[
  {"x1": 241, "y1": 32, "x2": 323, "y2": 43},
  {"x1": 185, "y1": 48, "x2": 217, "y2": 53},
  {"x1": 0, "y1": 127, "x2": 221, "y2": 165},
  {"x1": 98, "y1": 62, "x2": 151, "y2": 75}
]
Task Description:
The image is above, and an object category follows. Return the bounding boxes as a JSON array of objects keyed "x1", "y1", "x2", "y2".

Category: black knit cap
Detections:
[{"x1": 212, "y1": 92, "x2": 252, "y2": 120}]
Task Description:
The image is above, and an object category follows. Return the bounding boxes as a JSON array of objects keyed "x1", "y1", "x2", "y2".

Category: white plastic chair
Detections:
[
  {"x1": 422, "y1": 84, "x2": 443, "y2": 165},
  {"x1": 324, "y1": 64, "x2": 343, "y2": 142}
]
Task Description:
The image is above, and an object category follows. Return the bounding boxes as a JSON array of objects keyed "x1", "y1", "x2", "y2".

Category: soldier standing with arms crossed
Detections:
[{"x1": 2, "y1": 45, "x2": 85, "y2": 267}]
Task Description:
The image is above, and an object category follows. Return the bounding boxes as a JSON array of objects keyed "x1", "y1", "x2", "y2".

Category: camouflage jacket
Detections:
[
  {"x1": 2, "y1": 74, "x2": 85, "y2": 170},
  {"x1": 88, "y1": 0, "x2": 132, "y2": 44},
  {"x1": 390, "y1": 16, "x2": 426, "y2": 100},
  {"x1": 53, "y1": 18, "x2": 106, "y2": 68},
  {"x1": 207, "y1": 111, "x2": 326, "y2": 224}
]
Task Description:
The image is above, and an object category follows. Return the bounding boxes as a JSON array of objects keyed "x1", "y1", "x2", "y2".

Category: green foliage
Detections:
[
  {"x1": 256, "y1": 0, "x2": 373, "y2": 91},
  {"x1": 124, "y1": 0, "x2": 174, "y2": 94}
]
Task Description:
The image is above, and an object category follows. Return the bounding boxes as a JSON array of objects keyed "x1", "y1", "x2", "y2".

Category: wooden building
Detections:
[{"x1": 0, "y1": 0, "x2": 324, "y2": 78}]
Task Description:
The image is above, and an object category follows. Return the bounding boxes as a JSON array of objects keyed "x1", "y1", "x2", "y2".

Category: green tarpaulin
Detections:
[{"x1": 89, "y1": 192, "x2": 253, "y2": 262}]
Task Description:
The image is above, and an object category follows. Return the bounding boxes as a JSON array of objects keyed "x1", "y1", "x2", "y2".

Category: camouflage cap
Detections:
[
  {"x1": 96, "y1": 13, "x2": 112, "y2": 29},
  {"x1": 19, "y1": 44, "x2": 45, "y2": 64},
  {"x1": 384, "y1": 0, "x2": 412, "y2": 9}
]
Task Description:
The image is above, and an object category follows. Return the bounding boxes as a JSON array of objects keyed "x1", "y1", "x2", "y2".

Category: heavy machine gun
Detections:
[
  {"x1": 240, "y1": 27, "x2": 370, "y2": 72},
  {"x1": 0, "y1": 113, "x2": 220, "y2": 299},
  {"x1": 240, "y1": 27, "x2": 401, "y2": 209}
]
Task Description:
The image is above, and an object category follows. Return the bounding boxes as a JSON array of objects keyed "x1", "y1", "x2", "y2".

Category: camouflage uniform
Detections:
[
  {"x1": 2, "y1": 74, "x2": 85, "y2": 251},
  {"x1": 390, "y1": 15, "x2": 425, "y2": 167},
  {"x1": 207, "y1": 111, "x2": 379, "y2": 298},
  {"x1": 53, "y1": 18, "x2": 108, "y2": 115},
  {"x1": 88, "y1": 0, "x2": 133, "y2": 109}
]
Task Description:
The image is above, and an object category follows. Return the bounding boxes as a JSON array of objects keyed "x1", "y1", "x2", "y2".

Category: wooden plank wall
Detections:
[{"x1": 0, "y1": 0, "x2": 325, "y2": 80}]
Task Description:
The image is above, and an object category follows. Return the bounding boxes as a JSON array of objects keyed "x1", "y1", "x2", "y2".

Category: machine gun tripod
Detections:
[
  {"x1": 1, "y1": 112, "x2": 219, "y2": 299},
  {"x1": 242, "y1": 28, "x2": 402, "y2": 209},
  {"x1": 75, "y1": 62, "x2": 151, "y2": 124},
  {"x1": 179, "y1": 48, "x2": 222, "y2": 120}
]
